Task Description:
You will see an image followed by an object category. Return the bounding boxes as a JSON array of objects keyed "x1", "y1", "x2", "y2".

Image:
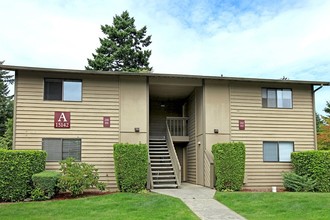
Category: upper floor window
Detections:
[
  {"x1": 262, "y1": 88, "x2": 292, "y2": 108},
  {"x1": 44, "y1": 79, "x2": 82, "y2": 101}
]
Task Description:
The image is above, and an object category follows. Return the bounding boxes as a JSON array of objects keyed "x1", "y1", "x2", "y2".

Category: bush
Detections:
[
  {"x1": 0, "y1": 149, "x2": 46, "y2": 202},
  {"x1": 291, "y1": 150, "x2": 330, "y2": 192},
  {"x1": 114, "y1": 143, "x2": 148, "y2": 193},
  {"x1": 57, "y1": 157, "x2": 106, "y2": 197},
  {"x1": 31, "y1": 187, "x2": 47, "y2": 201},
  {"x1": 212, "y1": 142, "x2": 245, "y2": 191},
  {"x1": 282, "y1": 172, "x2": 316, "y2": 192},
  {"x1": 32, "y1": 171, "x2": 61, "y2": 200}
]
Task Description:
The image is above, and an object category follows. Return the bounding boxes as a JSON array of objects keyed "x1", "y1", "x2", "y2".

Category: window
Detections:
[
  {"x1": 262, "y1": 88, "x2": 292, "y2": 108},
  {"x1": 44, "y1": 79, "x2": 82, "y2": 101},
  {"x1": 263, "y1": 142, "x2": 294, "y2": 162},
  {"x1": 42, "y1": 138, "x2": 81, "y2": 161}
]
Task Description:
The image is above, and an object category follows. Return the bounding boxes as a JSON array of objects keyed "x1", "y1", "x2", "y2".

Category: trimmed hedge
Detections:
[
  {"x1": 212, "y1": 142, "x2": 246, "y2": 191},
  {"x1": 0, "y1": 149, "x2": 47, "y2": 201},
  {"x1": 291, "y1": 150, "x2": 330, "y2": 192},
  {"x1": 32, "y1": 171, "x2": 61, "y2": 199},
  {"x1": 114, "y1": 143, "x2": 148, "y2": 193}
]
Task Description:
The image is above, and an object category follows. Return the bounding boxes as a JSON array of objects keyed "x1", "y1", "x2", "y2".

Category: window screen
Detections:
[
  {"x1": 63, "y1": 139, "x2": 81, "y2": 161},
  {"x1": 42, "y1": 139, "x2": 62, "y2": 161},
  {"x1": 42, "y1": 138, "x2": 81, "y2": 161},
  {"x1": 263, "y1": 142, "x2": 278, "y2": 162},
  {"x1": 44, "y1": 79, "x2": 62, "y2": 100}
]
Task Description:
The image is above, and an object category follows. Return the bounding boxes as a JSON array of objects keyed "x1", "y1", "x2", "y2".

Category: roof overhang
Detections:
[{"x1": 1, "y1": 64, "x2": 329, "y2": 86}]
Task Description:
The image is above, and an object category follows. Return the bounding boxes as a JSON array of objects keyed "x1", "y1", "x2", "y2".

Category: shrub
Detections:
[
  {"x1": 57, "y1": 157, "x2": 106, "y2": 197},
  {"x1": 31, "y1": 187, "x2": 47, "y2": 201},
  {"x1": 0, "y1": 149, "x2": 46, "y2": 202},
  {"x1": 282, "y1": 172, "x2": 316, "y2": 192},
  {"x1": 212, "y1": 142, "x2": 245, "y2": 191},
  {"x1": 32, "y1": 171, "x2": 61, "y2": 200},
  {"x1": 114, "y1": 143, "x2": 148, "y2": 193},
  {"x1": 291, "y1": 150, "x2": 330, "y2": 192}
]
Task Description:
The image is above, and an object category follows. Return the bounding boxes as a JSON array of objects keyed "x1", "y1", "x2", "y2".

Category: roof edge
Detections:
[{"x1": 1, "y1": 64, "x2": 329, "y2": 86}]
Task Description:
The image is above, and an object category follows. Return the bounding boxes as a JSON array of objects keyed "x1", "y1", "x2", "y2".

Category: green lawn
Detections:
[
  {"x1": 215, "y1": 192, "x2": 330, "y2": 220},
  {"x1": 0, "y1": 193, "x2": 198, "y2": 220}
]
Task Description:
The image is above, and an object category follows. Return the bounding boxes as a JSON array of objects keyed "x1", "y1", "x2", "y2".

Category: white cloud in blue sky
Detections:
[{"x1": 0, "y1": 0, "x2": 329, "y2": 113}]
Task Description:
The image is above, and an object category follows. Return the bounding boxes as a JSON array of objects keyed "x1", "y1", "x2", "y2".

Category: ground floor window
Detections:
[
  {"x1": 42, "y1": 138, "x2": 81, "y2": 162},
  {"x1": 263, "y1": 141, "x2": 294, "y2": 162}
]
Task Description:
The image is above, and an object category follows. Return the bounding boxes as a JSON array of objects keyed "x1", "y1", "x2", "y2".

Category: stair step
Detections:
[
  {"x1": 152, "y1": 170, "x2": 175, "y2": 174},
  {"x1": 150, "y1": 155, "x2": 170, "y2": 158},
  {"x1": 149, "y1": 151, "x2": 169, "y2": 154},
  {"x1": 151, "y1": 166, "x2": 174, "y2": 170},
  {"x1": 151, "y1": 159, "x2": 171, "y2": 162},
  {"x1": 150, "y1": 147, "x2": 167, "y2": 149},
  {"x1": 153, "y1": 179, "x2": 176, "y2": 182},
  {"x1": 152, "y1": 175, "x2": 176, "y2": 178},
  {"x1": 153, "y1": 184, "x2": 178, "y2": 189},
  {"x1": 149, "y1": 148, "x2": 168, "y2": 151},
  {"x1": 151, "y1": 162, "x2": 172, "y2": 166}
]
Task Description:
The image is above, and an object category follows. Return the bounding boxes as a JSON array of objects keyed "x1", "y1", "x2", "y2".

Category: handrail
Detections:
[
  {"x1": 205, "y1": 150, "x2": 215, "y2": 188},
  {"x1": 166, "y1": 122, "x2": 182, "y2": 187},
  {"x1": 166, "y1": 117, "x2": 189, "y2": 137}
]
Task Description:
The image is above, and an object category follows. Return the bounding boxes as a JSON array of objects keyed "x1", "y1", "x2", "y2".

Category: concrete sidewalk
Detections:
[{"x1": 152, "y1": 183, "x2": 246, "y2": 220}]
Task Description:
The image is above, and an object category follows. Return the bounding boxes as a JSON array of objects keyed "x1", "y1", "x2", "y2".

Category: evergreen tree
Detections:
[
  {"x1": 316, "y1": 113, "x2": 324, "y2": 134},
  {"x1": 0, "y1": 118, "x2": 13, "y2": 149},
  {"x1": 324, "y1": 101, "x2": 330, "y2": 118},
  {"x1": 86, "y1": 11, "x2": 152, "y2": 72},
  {"x1": 0, "y1": 61, "x2": 14, "y2": 137}
]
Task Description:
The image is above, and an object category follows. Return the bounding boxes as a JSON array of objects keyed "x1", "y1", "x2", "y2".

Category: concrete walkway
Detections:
[{"x1": 152, "y1": 183, "x2": 246, "y2": 220}]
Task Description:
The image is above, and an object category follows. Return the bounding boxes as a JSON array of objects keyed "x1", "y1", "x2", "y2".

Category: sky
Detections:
[{"x1": 0, "y1": 0, "x2": 329, "y2": 114}]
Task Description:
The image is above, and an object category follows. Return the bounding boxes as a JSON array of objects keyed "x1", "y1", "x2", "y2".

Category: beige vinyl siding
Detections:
[
  {"x1": 15, "y1": 71, "x2": 119, "y2": 189},
  {"x1": 230, "y1": 82, "x2": 314, "y2": 189},
  {"x1": 186, "y1": 91, "x2": 196, "y2": 184}
]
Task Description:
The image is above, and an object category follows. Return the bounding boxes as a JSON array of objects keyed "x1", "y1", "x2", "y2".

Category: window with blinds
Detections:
[{"x1": 42, "y1": 138, "x2": 81, "y2": 161}]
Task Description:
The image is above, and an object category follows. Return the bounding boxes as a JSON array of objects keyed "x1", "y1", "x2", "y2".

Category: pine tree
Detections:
[
  {"x1": 324, "y1": 101, "x2": 330, "y2": 118},
  {"x1": 86, "y1": 11, "x2": 152, "y2": 72},
  {"x1": 0, "y1": 61, "x2": 14, "y2": 137}
]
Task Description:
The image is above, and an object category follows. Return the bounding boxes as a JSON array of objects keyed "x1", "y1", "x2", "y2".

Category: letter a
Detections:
[{"x1": 58, "y1": 113, "x2": 67, "y2": 122}]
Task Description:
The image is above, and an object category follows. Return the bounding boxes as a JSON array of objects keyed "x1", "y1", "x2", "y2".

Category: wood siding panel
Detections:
[
  {"x1": 14, "y1": 71, "x2": 120, "y2": 189},
  {"x1": 186, "y1": 92, "x2": 196, "y2": 184},
  {"x1": 230, "y1": 83, "x2": 315, "y2": 190}
]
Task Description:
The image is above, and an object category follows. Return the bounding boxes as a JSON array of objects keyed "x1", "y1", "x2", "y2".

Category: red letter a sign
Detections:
[{"x1": 54, "y1": 112, "x2": 71, "y2": 128}]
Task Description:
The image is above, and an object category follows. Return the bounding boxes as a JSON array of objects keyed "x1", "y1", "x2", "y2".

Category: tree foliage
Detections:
[
  {"x1": 86, "y1": 11, "x2": 152, "y2": 72},
  {"x1": 317, "y1": 117, "x2": 330, "y2": 150},
  {"x1": 324, "y1": 101, "x2": 330, "y2": 118},
  {"x1": 0, "y1": 61, "x2": 14, "y2": 137},
  {"x1": 317, "y1": 101, "x2": 330, "y2": 150},
  {"x1": 0, "y1": 118, "x2": 13, "y2": 149},
  {"x1": 315, "y1": 113, "x2": 324, "y2": 134}
]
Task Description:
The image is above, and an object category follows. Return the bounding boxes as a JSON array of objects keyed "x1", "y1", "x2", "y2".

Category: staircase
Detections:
[{"x1": 149, "y1": 138, "x2": 178, "y2": 189}]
